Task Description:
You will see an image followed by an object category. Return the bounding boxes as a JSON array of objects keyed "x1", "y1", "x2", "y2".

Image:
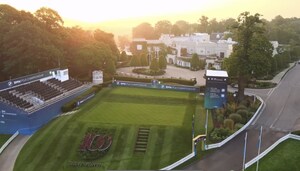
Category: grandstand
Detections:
[{"x1": 0, "y1": 68, "x2": 90, "y2": 134}]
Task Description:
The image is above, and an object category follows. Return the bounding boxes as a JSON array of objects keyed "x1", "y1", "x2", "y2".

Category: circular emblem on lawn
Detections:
[{"x1": 79, "y1": 128, "x2": 114, "y2": 160}]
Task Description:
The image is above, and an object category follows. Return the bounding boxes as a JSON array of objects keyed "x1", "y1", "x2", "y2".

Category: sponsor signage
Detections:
[
  {"x1": 113, "y1": 80, "x2": 200, "y2": 92},
  {"x1": 76, "y1": 93, "x2": 95, "y2": 107},
  {"x1": 0, "y1": 68, "x2": 59, "y2": 90},
  {"x1": 204, "y1": 70, "x2": 228, "y2": 109}
]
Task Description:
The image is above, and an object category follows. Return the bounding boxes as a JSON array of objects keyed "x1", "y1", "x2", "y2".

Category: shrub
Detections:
[
  {"x1": 237, "y1": 109, "x2": 249, "y2": 124},
  {"x1": 209, "y1": 128, "x2": 232, "y2": 143},
  {"x1": 114, "y1": 75, "x2": 197, "y2": 86},
  {"x1": 229, "y1": 113, "x2": 242, "y2": 124},
  {"x1": 61, "y1": 85, "x2": 102, "y2": 112},
  {"x1": 226, "y1": 102, "x2": 238, "y2": 114},
  {"x1": 292, "y1": 130, "x2": 300, "y2": 135},
  {"x1": 224, "y1": 119, "x2": 234, "y2": 130},
  {"x1": 132, "y1": 68, "x2": 165, "y2": 76},
  {"x1": 234, "y1": 123, "x2": 244, "y2": 130},
  {"x1": 237, "y1": 104, "x2": 247, "y2": 111}
]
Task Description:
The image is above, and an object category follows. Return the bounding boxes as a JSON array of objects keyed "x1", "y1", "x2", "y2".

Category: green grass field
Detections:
[
  {"x1": 14, "y1": 87, "x2": 209, "y2": 171},
  {"x1": 0, "y1": 134, "x2": 12, "y2": 147},
  {"x1": 246, "y1": 139, "x2": 300, "y2": 171}
]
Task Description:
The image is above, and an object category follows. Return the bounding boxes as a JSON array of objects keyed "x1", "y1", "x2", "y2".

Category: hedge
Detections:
[
  {"x1": 114, "y1": 75, "x2": 197, "y2": 86},
  {"x1": 61, "y1": 85, "x2": 103, "y2": 113}
]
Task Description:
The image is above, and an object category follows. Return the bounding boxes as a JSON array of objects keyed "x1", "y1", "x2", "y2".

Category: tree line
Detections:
[
  {"x1": 0, "y1": 4, "x2": 119, "y2": 82},
  {"x1": 132, "y1": 15, "x2": 300, "y2": 46}
]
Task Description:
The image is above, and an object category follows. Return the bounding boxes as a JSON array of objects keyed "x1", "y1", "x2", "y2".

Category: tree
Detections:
[
  {"x1": 140, "y1": 52, "x2": 149, "y2": 66},
  {"x1": 94, "y1": 29, "x2": 119, "y2": 60},
  {"x1": 34, "y1": 7, "x2": 64, "y2": 30},
  {"x1": 149, "y1": 58, "x2": 159, "y2": 71},
  {"x1": 132, "y1": 22, "x2": 156, "y2": 39},
  {"x1": 118, "y1": 35, "x2": 130, "y2": 50},
  {"x1": 190, "y1": 53, "x2": 201, "y2": 70},
  {"x1": 130, "y1": 55, "x2": 141, "y2": 66},
  {"x1": 174, "y1": 20, "x2": 190, "y2": 34},
  {"x1": 198, "y1": 16, "x2": 209, "y2": 32},
  {"x1": 105, "y1": 58, "x2": 116, "y2": 75},
  {"x1": 154, "y1": 20, "x2": 172, "y2": 36},
  {"x1": 158, "y1": 55, "x2": 167, "y2": 69},
  {"x1": 120, "y1": 51, "x2": 128, "y2": 61},
  {"x1": 223, "y1": 12, "x2": 273, "y2": 101}
]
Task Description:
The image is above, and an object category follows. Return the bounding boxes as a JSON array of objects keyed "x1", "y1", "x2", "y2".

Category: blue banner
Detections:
[
  {"x1": 76, "y1": 93, "x2": 95, "y2": 107},
  {"x1": 112, "y1": 80, "x2": 200, "y2": 92},
  {"x1": 0, "y1": 68, "x2": 59, "y2": 90}
]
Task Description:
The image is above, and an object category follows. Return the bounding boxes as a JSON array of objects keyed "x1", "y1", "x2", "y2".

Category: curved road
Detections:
[{"x1": 186, "y1": 64, "x2": 300, "y2": 171}]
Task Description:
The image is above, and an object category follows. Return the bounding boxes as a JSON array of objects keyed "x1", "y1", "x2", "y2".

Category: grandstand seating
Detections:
[
  {"x1": 0, "y1": 78, "x2": 83, "y2": 112},
  {"x1": 47, "y1": 78, "x2": 82, "y2": 92}
]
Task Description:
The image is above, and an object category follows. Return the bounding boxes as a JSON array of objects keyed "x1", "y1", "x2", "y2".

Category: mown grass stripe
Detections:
[
  {"x1": 107, "y1": 126, "x2": 129, "y2": 170},
  {"x1": 15, "y1": 116, "x2": 72, "y2": 171},
  {"x1": 117, "y1": 126, "x2": 136, "y2": 170},
  {"x1": 158, "y1": 127, "x2": 174, "y2": 167},
  {"x1": 32, "y1": 115, "x2": 75, "y2": 171},
  {"x1": 49, "y1": 122, "x2": 85, "y2": 171}
]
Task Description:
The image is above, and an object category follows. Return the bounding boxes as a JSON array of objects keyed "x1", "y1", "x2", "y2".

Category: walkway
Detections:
[{"x1": 0, "y1": 135, "x2": 30, "y2": 171}]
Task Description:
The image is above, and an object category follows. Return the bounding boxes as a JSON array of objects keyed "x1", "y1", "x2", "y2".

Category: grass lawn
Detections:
[
  {"x1": 0, "y1": 134, "x2": 12, "y2": 147},
  {"x1": 14, "y1": 87, "x2": 211, "y2": 171},
  {"x1": 246, "y1": 139, "x2": 300, "y2": 171}
]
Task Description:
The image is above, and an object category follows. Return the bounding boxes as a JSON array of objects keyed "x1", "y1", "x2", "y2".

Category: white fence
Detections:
[
  {"x1": 206, "y1": 95, "x2": 264, "y2": 150},
  {"x1": 160, "y1": 152, "x2": 195, "y2": 170},
  {"x1": 0, "y1": 131, "x2": 19, "y2": 154},
  {"x1": 245, "y1": 133, "x2": 300, "y2": 168}
]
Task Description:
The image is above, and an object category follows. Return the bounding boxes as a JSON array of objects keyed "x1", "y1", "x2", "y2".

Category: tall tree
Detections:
[
  {"x1": 223, "y1": 12, "x2": 273, "y2": 101},
  {"x1": 154, "y1": 20, "x2": 172, "y2": 36},
  {"x1": 34, "y1": 7, "x2": 64, "y2": 30},
  {"x1": 158, "y1": 55, "x2": 167, "y2": 69},
  {"x1": 198, "y1": 16, "x2": 209, "y2": 32},
  {"x1": 190, "y1": 53, "x2": 201, "y2": 70},
  {"x1": 132, "y1": 22, "x2": 156, "y2": 39},
  {"x1": 149, "y1": 58, "x2": 159, "y2": 71}
]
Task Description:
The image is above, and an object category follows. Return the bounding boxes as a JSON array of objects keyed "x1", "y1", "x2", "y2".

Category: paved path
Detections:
[
  {"x1": 185, "y1": 63, "x2": 300, "y2": 171},
  {"x1": 0, "y1": 135, "x2": 30, "y2": 171},
  {"x1": 117, "y1": 65, "x2": 206, "y2": 86}
]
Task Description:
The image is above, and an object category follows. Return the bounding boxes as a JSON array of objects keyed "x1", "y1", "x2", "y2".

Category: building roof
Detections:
[{"x1": 206, "y1": 70, "x2": 228, "y2": 77}]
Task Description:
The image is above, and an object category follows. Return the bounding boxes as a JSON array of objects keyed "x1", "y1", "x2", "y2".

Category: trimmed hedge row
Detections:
[
  {"x1": 132, "y1": 68, "x2": 165, "y2": 76},
  {"x1": 61, "y1": 81, "x2": 112, "y2": 113},
  {"x1": 114, "y1": 75, "x2": 197, "y2": 86}
]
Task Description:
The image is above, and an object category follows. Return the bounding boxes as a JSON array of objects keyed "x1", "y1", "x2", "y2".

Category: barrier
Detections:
[
  {"x1": 206, "y1": 94, "x2": 264, "y2": 150},
  {"x1": 245, "y1": 134, "x2": 300, "y2": 168},
  {"x1": 0, "y1": 131, "x2": 19, "y2": 154},
  {"x1": 160, "y1": 152, "x2": 195, "y2": 170}
]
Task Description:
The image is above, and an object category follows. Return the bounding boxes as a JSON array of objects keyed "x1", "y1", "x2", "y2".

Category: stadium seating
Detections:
[{"x1": 0, "y1": 78, "x2": 83, "y2": 112}]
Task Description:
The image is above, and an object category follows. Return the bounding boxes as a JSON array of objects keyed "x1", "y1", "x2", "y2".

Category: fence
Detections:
[
  {"x1": 160, "y1": 152, "x2": 195, "y2": 170},
  {"x1": 206, "y1": 94, "x2": 264, "y2": 150},
  {"x1": 0, "y1": 131, "x2": 19, "y2": 154},
  {"x1": 245, "y1": 133, "x2": 300, "y2": 168}
]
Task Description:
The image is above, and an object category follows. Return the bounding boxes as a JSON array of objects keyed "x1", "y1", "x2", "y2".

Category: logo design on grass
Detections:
[{"x1": 79, "y1": 128, "x2": 113, "y2": 160}]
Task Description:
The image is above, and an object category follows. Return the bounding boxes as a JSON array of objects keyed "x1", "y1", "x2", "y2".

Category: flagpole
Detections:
[
  {"x1": 242, "y1": 132, "x2": 248, "y2": 171},
  {"x1": 256, "y1": 126, "x2": 263, "y2": 171}
]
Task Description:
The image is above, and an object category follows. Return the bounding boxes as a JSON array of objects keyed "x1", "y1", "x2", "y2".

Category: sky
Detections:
[{"x1": 1, "y1": 0, "x2": 299, "y2": 35}]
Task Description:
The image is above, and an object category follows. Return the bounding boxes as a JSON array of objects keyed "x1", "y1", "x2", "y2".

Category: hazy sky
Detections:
[{"x1": 1, "y1": 0, "x2": 299, "y2": 25}]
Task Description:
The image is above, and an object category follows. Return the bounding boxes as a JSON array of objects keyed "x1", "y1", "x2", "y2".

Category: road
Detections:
[
  {"x1": 186, "y1": 64, "x2": 300, "y2": 171},
  {"x1": 0, "y1": 135, "x2": 30, "y2": 171}
]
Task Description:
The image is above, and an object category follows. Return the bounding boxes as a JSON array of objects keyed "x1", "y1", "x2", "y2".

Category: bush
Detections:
[
  {"x1": 132, "y1": 68, "x2": 165, "y2": 76},
  {"x1": 229, "y1": 113, "x2": 242, "y2": 124},
  {"x1": 61, "y1": 85, "x2": 102, "y2": 112},
  {"x1": 114, "y1": 75, "x2": 197, "y2": 86},
  {"x1": 237, "y1": 104, "x2": 247, "y2": 111},
  {"x1": 292, "y1": 130, "x2": 300, "y2": 135},
  {"x1": 237, "y1": 109, "x2": 249, "y2": 124},
  {"x1": 209, "y1": 128, "x2": 232, "y2": 143},
  {"x1": 224, "y1": 119, "x2": 234, "y2": 130},
  {"x1": 234, "y1": 123, "x2": 244, "y2": 130}
]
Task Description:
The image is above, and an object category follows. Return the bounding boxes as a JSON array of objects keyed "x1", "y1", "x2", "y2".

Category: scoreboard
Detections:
[{"x1": 204, "y1": 70, "x2": 228, "y2": 109}]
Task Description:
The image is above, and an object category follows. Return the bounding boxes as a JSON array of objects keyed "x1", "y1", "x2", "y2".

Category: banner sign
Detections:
[
  {"x1": 76, "y1": 93, "x2": 95, "y2": 107},
  {"x1": 0, "y1": 68, "x2": 59, "y2": 90},
  {"x1": 204, "y1": 70, "x2": 228, "y2": 109},
  {"x1": 112, "y1": 80, "x2": 200, "y2": 92}
]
